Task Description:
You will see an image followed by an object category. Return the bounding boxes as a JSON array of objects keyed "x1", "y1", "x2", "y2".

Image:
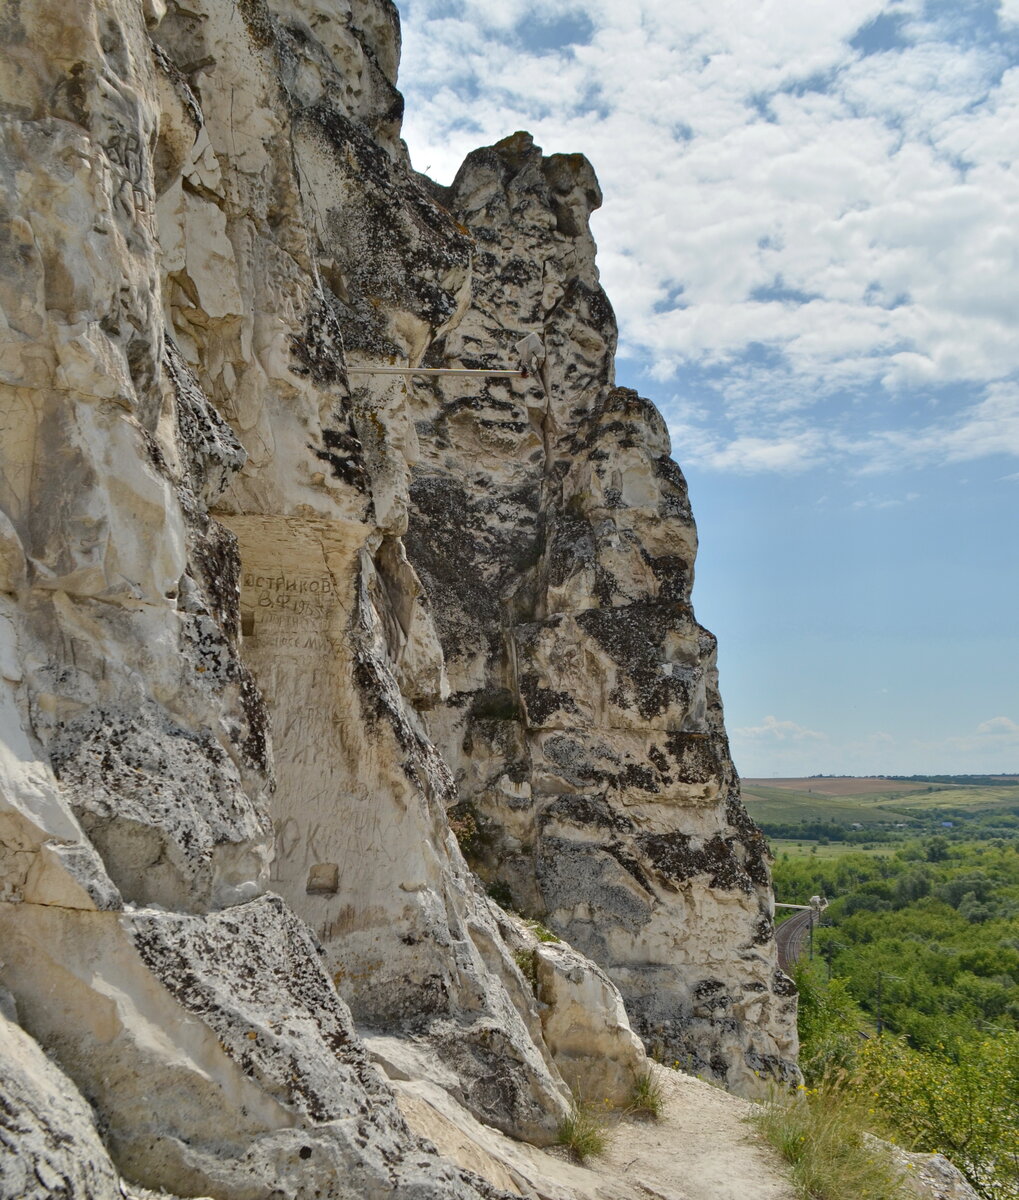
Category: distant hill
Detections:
[{"x1": 740, "y1": 775, "x2": 1019, "y2": 842}]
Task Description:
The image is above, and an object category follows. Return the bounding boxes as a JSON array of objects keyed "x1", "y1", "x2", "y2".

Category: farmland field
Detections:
[
  {"x1": 746, "y1": 777, "x2": 937, "y2": 797},
  {"x1": 740, "y1": 776, "x2": 1019, "y2": 849}
]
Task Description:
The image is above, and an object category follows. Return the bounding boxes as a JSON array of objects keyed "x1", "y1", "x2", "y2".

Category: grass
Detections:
[
  {"x1": 556, "y1": 1099, "x2": 608, "y2": 1161},
  {"x1": 743, "y1": 777, "x2": 939, "y2": 798},
  {"x1": 749, "y1": 1086, "x2": 907, "y2": 1200},
  {"x1": 525, "y1": 918, "x2": 560, "y2": 943},
  {"x1": 771, "y1": 839, "x2": 893, "y2": 860},
  {"x1": 626, "y1": 1068, "x2": 665, "y2": 1120},
  {"x1": 512, "y1": 947, "x2": 538, "y2": 991}
]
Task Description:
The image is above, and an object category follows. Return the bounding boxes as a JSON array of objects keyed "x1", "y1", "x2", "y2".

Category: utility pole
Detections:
[
  {"x1": 875, "y1": 971, "x2": 903, "y2": 1036},
  {"x1": 807, "y1": 895, "x2": 827, "y2": 962}
]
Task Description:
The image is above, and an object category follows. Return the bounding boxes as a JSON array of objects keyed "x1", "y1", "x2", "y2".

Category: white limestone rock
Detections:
[
  {"x1": 879, "y1": 1141, "x2": 983, "y2": 1200},
  {"x1": 0, "y1": 894, "x2": 512, "y2": 1199},
  {"x1": 402, "y1": 133, "x2": 799, "y2": 1095},
  {"x1": 496, "y1": 911, "x2": 649, "y2": 1107},
  {"x1": 2, "y1": 0, "x2": 799, "y2": 1191},
  {"x1": 0, "y1": 1008, "x2": 127, "y2": 1200}
]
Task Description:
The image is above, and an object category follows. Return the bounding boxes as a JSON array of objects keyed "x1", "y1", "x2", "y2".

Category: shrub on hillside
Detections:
[{"x1": 856, "y1": 1033, "x2": 1019, "y2": 1200}]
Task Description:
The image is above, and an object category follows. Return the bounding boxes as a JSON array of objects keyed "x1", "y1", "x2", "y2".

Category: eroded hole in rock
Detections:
[{"x1": 306, "y1": 863, "x2": 339, "y2": 895}]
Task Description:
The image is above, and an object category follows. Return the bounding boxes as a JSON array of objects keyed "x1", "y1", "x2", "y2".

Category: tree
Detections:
[{"x1": 926, "y1": 836, "x2": 950, "y2": 862}]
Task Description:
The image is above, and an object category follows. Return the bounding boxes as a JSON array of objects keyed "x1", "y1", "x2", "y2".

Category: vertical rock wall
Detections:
[
  {"x1": 1, "y1": 0, "x2": 794, "y2": 1193},
  {"x1": 0, "y1": 0, "x2": 554, "y2": 1193},
  {"x1": 401, "y1": 134, "x2": 799, "y2": 1093}
]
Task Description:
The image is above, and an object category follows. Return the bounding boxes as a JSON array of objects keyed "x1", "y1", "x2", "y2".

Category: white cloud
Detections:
[
  {"x1": 860, "y1": 382, "x2": 1019, "y2": 469},
  {"x1": 666, "y1": 422, "x2": 828, "y2": 473},
  {"x1": 975, "y1": 716, "x2": 1019, "y2": 737},
  {"x1": 1000, "y1": 0, "x2": 1019, "y2": 29},
  {"x1": 735, "y1": 715, "x2": 827, "y2": 741},
  {"x1": 928, "y1": 716, "x2": 1019, "y2": 757},
  {"x1": 397, "y1": 1, "x2": 1019, "y2": 474}
]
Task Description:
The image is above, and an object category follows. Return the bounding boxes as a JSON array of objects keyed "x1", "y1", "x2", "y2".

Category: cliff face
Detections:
[
  {"x1": 402, "y1": 137, "x2": 798, "y2": 1092},
  {"x1": 0, "y1": 0, "x2": 794, "y2": 1195}
]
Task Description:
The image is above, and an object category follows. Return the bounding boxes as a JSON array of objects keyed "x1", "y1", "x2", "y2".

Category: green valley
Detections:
[{"x1": 754, "y1": 777, "x2": 1019, "y2": 1199}]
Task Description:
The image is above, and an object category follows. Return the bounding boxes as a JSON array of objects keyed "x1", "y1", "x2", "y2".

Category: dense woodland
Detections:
[{"x1": 772, "y1": 837, "x2": 1019, "y2": 1199}]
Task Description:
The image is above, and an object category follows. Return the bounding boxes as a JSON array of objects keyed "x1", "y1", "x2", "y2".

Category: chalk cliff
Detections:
[{"x1": 0, "y1": 0, "x2": 796, "y2": 1195}]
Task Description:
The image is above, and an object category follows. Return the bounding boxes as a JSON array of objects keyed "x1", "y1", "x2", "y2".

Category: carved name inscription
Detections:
[
  {"x1": 270, "y1": 804, "x2": 398, "y2": 880},
  {"x1": 241, "y1": 572, "x2": 336, "y2": 653}
]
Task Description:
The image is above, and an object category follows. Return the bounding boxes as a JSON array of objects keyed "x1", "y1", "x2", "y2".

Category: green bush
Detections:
[
  {"x1": 525, "y1": 918, "x2": 560, "y2": 943},
  {"x1": 486, "y1": 880, "x2": 514, "y2": 909},
  {"x1": 856, "y1": 1033, "x2": 1019, "y2": 1200},
  {"x1": 793, "y1": 961, "x2": 863, "y2": 1082},
  {"x1": 512, "y1": 947, "x2": 538, "y2": 992}
]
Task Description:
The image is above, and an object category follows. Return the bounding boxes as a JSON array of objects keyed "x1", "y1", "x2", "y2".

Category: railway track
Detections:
[{"x1": 776, "y1": 907, "x2": 813, "y2": 972}]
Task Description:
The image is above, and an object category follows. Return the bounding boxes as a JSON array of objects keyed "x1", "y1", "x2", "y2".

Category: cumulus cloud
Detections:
[
  {"x1": 931, "y1": 716, "x2": 1019, "y2": 758},
  {"x1": 397, "y1": 0, "x2": 1019, "y2": 474},
  {"x1": 734, "y1": 715, "x2": 827, "y2": 741},
  {"x1": 975, "y1": 716, "x2": 1019, "y2": 737}
]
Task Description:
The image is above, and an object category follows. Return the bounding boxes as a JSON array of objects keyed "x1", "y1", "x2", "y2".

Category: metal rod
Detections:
[{"x1": 346, "y1": 366, "x2": 522, "y2": 378}]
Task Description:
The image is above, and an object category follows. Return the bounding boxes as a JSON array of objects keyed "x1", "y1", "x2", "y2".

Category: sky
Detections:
[{"x1": 395, "y1": 0, "x2": 1019, "y2": 778}]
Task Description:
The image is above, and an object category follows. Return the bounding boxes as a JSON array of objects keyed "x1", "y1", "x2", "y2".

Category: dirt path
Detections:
[
  {"x1": 600, "y1": 1068, "x2": 798, "y2": 1200},
  {"x1": 382, "y1": 1056, "x2": 798, "y2": 1200}
]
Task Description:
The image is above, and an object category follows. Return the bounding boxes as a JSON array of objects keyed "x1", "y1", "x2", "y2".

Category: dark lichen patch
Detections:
[
  {"x1": 536, "y1": 837, "x2": 652, "y2": 933},
  {"x1": 542, "y1": 510, "x2": 595, "y2": 591},
  {"x1": 567, "y1": 386, "x2": 661, "y2": 457},
  {"x1": 540, "y1": 792, "x2": 635, "y2": 835},
  {"x1": 405, "y1": 474, "x2": 500, "y2": 654},
  {"x1": 745, "y1": 1049, "x2": 799, "y2": 1087},
  {"x1": 290, "y1": 296, "x2": 347, "y2": 386},
  {"x1": 692, "y1": 979, "x2": 734, "y2": 1016},
  {"x1": 236, "y1": 0, "x2": 278, "y2": 48},
  {"x1": 49, "y1": 702, "x2": 266, "y2": 906},
  {"x1": 309, "y1": 425, "x2": 368, "y2": 490},
  {"x1": 576, "y1": 602, "x2": 696, "y2": 721},
  {"x1": 166, "y1": 337, "x2": 245, "y2": 510},
  {"x1": 636, "y1": 831, "x2": 754, "y2": 893},
  {"x1": 654, "y1": 456, "x2": 694, "y2": 521},
  {"x1": 300, "y1": 104, "x2": 471, "y2": 351},
  {"x1": 430, "y1": 1020, "x2": 553, "y2": 1140},
  {"x1": 517, "y1": 673, "x2": 578, "y2": 728},
  {"x1": 406, "y1": 472, "x2": 541, "y2": 660},
  {"x1": 663, "y1": 733, "x2": 719, "y2": 785},
  {"x1": 499, "y1": 256, "x2": 539, "y2": 286},
  {"x1": 722, "y1": 789, "x2": 771, "y2": 887},
  {"x1": 750, "y1": 911, "x2": 774, "y2": 946},
  {"x1": 645, "y1": 552, "x2": 691, "y2": 602},
  {"x1": 239, "y1": 667, "x2": 272, "y2": 774},
  {"x1": 647, "y1": 744, "x2": 671, "y2": 781},
  {"x1": 191, "y1": 519, "x2": 242, "y2": 641},
  {"x1": 771, "y1": 969, "x2": 798, "y2": 999},
  {"x1": 600, "y1": 843, "x2": 656, "y2": 895},
  {"x1": 619, "y1": 761, "x2": 657, "y2": 792},
  {"x1": 537, "y1": 733, "x2": 618, "y2": 788},
  {"x1": 469, "y1": 688, "x2": 522, "y2": 721}
]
